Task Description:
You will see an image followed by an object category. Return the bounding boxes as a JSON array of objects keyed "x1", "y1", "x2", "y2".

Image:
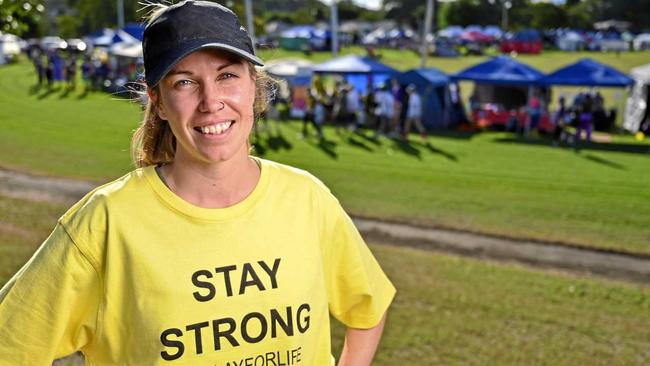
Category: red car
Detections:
[{"x1": 501, "y1": 30, "x2": 542, "y2": 54}]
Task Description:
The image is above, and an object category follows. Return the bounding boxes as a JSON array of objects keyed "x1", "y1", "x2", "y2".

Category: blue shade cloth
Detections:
[
  {"x1": 123, "y1": 23, "x2": 145, "y2": 41},
  {"x1": 396, "y1": 68, "x2": 451, "y2": 128},
  {"x1": 313, "y1": 55, "x2": 398, "y2": 74},
  {"x1": 452, "y1": 56, "x2": 544, "y2": 86},
  {"x1": 281, "y1": 26, "x2": 330, "y2": 39},
  {"x1": 539, "y1": 58, "x2": 634, "y2": 87},
  {"x1": 396, "y1": 68, "x2": 450, "y2": 87},
  {"x1": 313, "y1": 55, "x2": 398, "y2": 94}
]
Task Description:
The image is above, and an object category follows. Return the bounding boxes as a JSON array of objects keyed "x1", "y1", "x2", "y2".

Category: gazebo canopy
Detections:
[
  {"x1": 312, "y1": 55, "x2": 397, "y2": 75},
  {"x1": 396, "y1": 68, "x2": 450, "y2": 88},
  {"x1": 452, "y1": 56, "x2": 545, "y2": 86},
  {"x1": 539, "y1": 58, "x2": 634, "y2": 87}
]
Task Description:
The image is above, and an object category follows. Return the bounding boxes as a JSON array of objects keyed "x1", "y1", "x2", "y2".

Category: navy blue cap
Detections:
[{"x1": 143, "y1": 0, "x2": 264, "y2": 87}]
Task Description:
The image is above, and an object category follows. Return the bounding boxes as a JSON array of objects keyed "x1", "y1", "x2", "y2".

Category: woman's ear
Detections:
[{"x1": 148, "y1": 89, "x2": 168, "y2": 120}]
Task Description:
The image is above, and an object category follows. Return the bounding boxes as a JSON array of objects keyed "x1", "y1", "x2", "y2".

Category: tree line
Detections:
[{"x1": 2, "y1": 0, "x2": 648, "y2": 39}]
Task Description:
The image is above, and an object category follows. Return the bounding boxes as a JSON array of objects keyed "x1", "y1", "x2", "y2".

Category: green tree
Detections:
[
  {"x1": 0, "y1": 0, "x2": 45, "y2": 37},
  {"x1": 55, "y1": 14, "x2": 81, "y2": 39},
  {"x1": 527, "y1": 2, "x2": 567, "y2": 29}
]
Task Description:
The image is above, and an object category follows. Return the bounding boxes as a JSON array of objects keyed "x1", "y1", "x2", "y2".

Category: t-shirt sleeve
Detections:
[
  {"x1": 320, "y1": 192, "x2": 396, "y2": 329},
  {"x1": 0, "y1": 223, "x2": 102, "y2": 365}
]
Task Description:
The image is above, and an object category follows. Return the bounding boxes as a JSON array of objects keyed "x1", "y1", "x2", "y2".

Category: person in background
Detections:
[
  {"x1": 364, "y1": 82, "x2": 378, "y2": 128},
  {"x1": 345, "y1": 83, "x2": 361, "y2": 131},
  {"x1": 374, "y1": 83, "x2": 394, "y2": 138},
  {"x1": 81, "y1": 57, "x2": 92, "y2": 92},
  {"x1": 575, "y1": 93, "x2": 594, "y2": 143},
  {"x1": 552, "y1": 95, "x2": 568, "y2": 145},
  {"x1": 527, "y1": 93, "x2": 541, "y2": 136},
  {"x1": 65, "y1": 54, "x2": 77, "y2": 90},
  {"x1": 402, "y1": 84, "x2": 427, "y2": 140},
  {"x1": 389, "y1": 78, "x2": 403, "y2": 137}
]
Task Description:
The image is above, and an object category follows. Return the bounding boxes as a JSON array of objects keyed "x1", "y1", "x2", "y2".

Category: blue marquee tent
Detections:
[
  {"x1": 452, "y1": 56, "x2": 544, "y2": 85},
  {"x1": 123, "y1": 23, "x2": 145, "y2": 41},
  {"x1": 396, "y1": 68, "x2": 451, "y2": 128},
  {"x1": 313, "y1": 55, "x2": 397, "y2": 94},
  {"x1": 539, "y1": 58, "x2": 634, "y2": 87},
  {"x1": 279, "y1": 26, "x2": 330, "y2": 51}
]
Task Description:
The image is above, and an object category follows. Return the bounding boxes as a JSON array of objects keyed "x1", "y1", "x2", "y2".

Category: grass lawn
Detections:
[
  {"x1": 1, "y1": 57, "x2": 649, "y2": 254},
  {"x1": 2, "y1": 194, "x2": 648, "y2": 365}
]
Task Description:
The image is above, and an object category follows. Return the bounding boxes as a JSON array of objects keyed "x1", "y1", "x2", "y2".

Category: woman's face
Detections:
[{"x1": 154, "y1": 49, "x2": 256, "y2": 166}]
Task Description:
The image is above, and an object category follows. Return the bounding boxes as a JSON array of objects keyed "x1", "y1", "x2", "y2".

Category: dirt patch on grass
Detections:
[
  {"x1": 2, "y1": 167, "x2": 649, "y2": 285},
  {"x1": 0, "y1": 222, "x2": 38, "y2": 241}
]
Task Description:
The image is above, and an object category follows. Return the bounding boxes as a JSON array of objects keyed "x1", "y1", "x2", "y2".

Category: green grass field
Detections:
[
  {"x1": 0, "y1": 55, "x2": 649, "y2": 254},
  {"x1": 2, "y1": 194, "x2": 648, "y2": 365}
]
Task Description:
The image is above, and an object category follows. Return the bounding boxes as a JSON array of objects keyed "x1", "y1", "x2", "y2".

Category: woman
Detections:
[{"x1": 0, "y1": 1, "x2": 394, "y2": 365}]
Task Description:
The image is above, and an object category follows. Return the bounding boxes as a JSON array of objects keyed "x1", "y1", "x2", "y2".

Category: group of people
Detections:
[
  {"x1": 302, "y1": 76, "x2": 429, "y2": 141},
  {"x1": 29, "y1": 47, "x2": 143, "y2": 94},
  {"x1": 553, "y1": 90, "x2": 612, "y2": 144},
  {"x1": 29, "y1": 48, "x2": 113, "y2": 92}
]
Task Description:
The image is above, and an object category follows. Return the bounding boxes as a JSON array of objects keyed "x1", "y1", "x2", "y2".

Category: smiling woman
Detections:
[{"x1": 0, "y1": 1, "x2": 395, "y2": 366}]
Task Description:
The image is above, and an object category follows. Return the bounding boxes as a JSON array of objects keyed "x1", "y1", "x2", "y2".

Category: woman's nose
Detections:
[{"x1": 198, "y1": 83, "x2": 225, "y2": 113}]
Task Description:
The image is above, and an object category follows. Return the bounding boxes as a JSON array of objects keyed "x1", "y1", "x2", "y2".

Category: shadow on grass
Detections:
[
  {"x1": 495, "y1": 136, "x2": 650, "y2": 155},
  {"x1": 313, "y1": 138, "x2": 338, "y2": 160},
  {"x1": 76, "y1": 88, "x2": 90, "y2": 99},
  {"x1": 578, "y1": 152, "x2": 627, "y2": 170},
  {"x1": 355, "y1": 131, "x2": 382, "y2": 146},
  {"x1": 58, "y1": 87, "x2": 73, "y2": 99},
  {"x1": 36, "y1": 86, "x2": 58, "y2": 100},
  {"x1": 392, "y1": 139, "x2": 422, "y2": 160},
  {"x1": 428, "y1": 128, "x2": 482, "y2": 141},
  {"x1": 345, "y1": 135, "x2": 374, "y2": 152},
  {"x1": 252, "y1": 129, "x2": 293, "y2": 157},
  {"x1": 28, "y1": 84, "x2": 43, "y2": 95},
  {"x1": 420, "y1": 141, "x2": 458, "y2": 162}
]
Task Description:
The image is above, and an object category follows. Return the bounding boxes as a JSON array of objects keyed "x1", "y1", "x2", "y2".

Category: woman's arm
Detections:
[{"x1": 337, "y1": 312, "x2": 387, "y2": 366}]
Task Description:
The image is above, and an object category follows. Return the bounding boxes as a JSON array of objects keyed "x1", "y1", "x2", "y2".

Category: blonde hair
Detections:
[
  {"x1": 131, "y1": 3, "x2": 276, "y2": 168},
  {"x1": 131, "y1": 66, "x2": 275, "y2": 168}
]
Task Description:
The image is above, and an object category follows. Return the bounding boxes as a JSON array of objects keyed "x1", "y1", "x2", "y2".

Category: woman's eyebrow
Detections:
[{"x1": 166, "y1": 61, "x2": 239, "y2": 77}]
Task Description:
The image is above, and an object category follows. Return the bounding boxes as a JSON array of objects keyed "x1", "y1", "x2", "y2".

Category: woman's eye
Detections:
[
  {"x1": 174, "y1": 79, "x2": 193, "y2": 87},
  {"x1": 219, "y1": 72, "x2": 237, "y2": 81}
]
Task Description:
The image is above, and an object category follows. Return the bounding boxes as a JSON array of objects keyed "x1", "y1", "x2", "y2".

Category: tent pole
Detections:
[
  {"x1": 331, "y1": 1, "x2": 339, "y2": 58},
  {"x1": 244, "y1": 0, "x2": 256, "y2": 53},
  {"x1": 420, "y1": 0, "x2": 433, "y2": 68}
]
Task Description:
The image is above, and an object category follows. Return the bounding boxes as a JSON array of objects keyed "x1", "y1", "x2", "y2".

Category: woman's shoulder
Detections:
[
  {"x1": 258, "y1": 158, "x2": 332, "y2": 195},
  {"x1": 59, "y1": 167, "x2": 153, "y2": 225}
]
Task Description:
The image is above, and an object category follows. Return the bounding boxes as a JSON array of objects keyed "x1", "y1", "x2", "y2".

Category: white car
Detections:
[
  {"x1": 633, "y1": 33, "x2": 650, "y2": 51},
  {"x1": 0, "y1": 33, "x2": 23, "y2": 64}
]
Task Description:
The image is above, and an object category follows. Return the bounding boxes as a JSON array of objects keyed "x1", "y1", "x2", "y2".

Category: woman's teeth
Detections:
[{"x1": 198, "y1": 121, "x2": 233, "y2": 135}]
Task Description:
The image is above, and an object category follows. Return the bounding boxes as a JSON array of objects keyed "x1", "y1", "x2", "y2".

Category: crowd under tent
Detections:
[
  {"x1": 263, "y1": 58, "x2": 313, "y2": 119},
  {"x1": 452, "y1": 56, "x2": 549, "y2": 130},
  {"x1": 624, "y1": 64, "x2": 650, "y2": 134},
  {"x1": 312, "y1": 55, "x2": 397, "y2": 95},
  {"x1": 395, "y1": 68, "x2": 451, "y2": 129},
  {"x1": 540, "y1": 58, "x2": 634, "y2": 131}
]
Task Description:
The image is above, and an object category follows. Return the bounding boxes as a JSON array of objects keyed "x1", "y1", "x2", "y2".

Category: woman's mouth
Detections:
[{"x1": 195, "y1": 121, "x2": 234, "y2": 135}]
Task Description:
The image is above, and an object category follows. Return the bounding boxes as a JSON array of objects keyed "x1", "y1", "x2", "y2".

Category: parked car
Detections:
[
  {"x1": 0, "y1": 33, "x2": 23, "y2": 64},
  {"x1": 594, "y1": 32, "x2": 629, "y2": 52},
  {"x1": 501, "y1": 29, "x2": 542, "y2": 54},
  {"x1": 633, "y1": 33, "x2": 650, "y2": 51}
]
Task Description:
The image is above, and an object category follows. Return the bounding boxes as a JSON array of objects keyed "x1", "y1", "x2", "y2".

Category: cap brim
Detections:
[{"x1": 146, "y1": 40, "x2": 264, "y2": 87}]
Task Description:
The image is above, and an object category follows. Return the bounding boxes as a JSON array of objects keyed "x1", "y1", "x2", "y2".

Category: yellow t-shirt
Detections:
[{"x1": 0, "y1": 159, "x2": 395, "y2": 365}]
